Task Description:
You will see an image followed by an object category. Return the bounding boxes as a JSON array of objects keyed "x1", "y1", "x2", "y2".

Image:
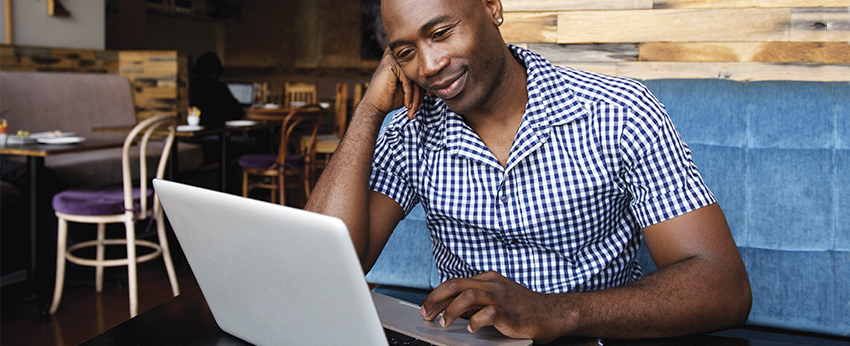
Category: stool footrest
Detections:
[{"x1": 65, "y1": 239, "x2": 163, "y2": 268}]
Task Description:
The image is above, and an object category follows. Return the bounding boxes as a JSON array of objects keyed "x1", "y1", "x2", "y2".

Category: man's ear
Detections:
[{"x1": 484, "y1": 0, "x2": 504, "y2": 26}]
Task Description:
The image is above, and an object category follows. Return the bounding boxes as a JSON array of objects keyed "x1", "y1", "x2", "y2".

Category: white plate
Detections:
[
  {"x1": 30, "y1": 131, "x2": 76, "y2": 138},
  {"x1": 6, "y1": 136, "x2": 37, "y2": 144},
  {"x1": 225, "y1": 120, "x2": 257, "y2": 127},
  {"x1": 37, "y1": 136, "x2": 86, "y2": 144},
  {"x1": 177, "y1": 125, "x2": 204, "y2": 132}
]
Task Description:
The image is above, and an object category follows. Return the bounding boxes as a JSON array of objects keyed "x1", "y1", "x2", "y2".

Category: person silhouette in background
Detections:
[
  {"x1": 188, "y1": 52, "x2": 252, "y2": 172},
  {"x1": 189, "y1": 52, "x2": 244, "y2": 129}
]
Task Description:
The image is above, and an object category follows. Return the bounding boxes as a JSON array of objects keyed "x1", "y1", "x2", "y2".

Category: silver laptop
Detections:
[{"x1": 153, "y1": 179, "x2": 532, "y2": 346}]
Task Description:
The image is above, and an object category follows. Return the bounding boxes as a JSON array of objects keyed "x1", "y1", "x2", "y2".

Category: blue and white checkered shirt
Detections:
[{"x1": 370, "y1": 45, "x2": 715, "y2": 293}]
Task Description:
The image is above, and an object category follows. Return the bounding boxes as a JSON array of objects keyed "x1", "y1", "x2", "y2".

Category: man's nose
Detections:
[{"x1": 418, "y1": 47, "x2": 449, "y2": 78}]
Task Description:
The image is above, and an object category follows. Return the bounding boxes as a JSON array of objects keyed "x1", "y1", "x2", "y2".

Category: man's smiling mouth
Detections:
[{"x1": 429, "y1": 71, "x2": 467, "y2": 100}]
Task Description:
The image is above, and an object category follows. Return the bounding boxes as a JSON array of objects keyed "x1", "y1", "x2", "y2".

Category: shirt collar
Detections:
[{"x1": 418, "y1": 45, "x2": 589, "y2": 152}]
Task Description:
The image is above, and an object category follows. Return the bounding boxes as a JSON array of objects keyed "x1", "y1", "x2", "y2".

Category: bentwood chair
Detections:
[
  {"x1": 239, "y1": 105, "x2": 324, "y2": 206},
  {"x1": 283, "y1": 82, "x2": 317, "y2": 109},
  {"x1": 50, "y1": 115, "x2": 180, "y2": 318}
]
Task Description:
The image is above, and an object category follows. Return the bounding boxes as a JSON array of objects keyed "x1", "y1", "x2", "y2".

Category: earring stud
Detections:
[{"x1": 497, "y1": 18, "x2": 503, "y2": 24}]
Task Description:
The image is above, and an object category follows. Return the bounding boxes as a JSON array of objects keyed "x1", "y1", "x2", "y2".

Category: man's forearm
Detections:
[
  {"x1": 304, "y1": 103, "x2": 387, "y2": 262},
  {"x1": 545, "y1": 256, "x2": 751, "y2": 340}
]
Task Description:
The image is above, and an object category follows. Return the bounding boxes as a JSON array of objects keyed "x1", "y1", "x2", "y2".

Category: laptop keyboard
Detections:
[{"x1": 385, "y1": 328, "x2": 437, "y2": 346}]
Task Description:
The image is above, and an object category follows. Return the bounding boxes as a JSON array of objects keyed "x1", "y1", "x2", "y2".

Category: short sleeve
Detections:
[
  {"x1": 620, "y1": 90, "x2": 716, "y2": 227},
  {"x1": 369, "y1": 109, "x2": 420, "y2": 215}
]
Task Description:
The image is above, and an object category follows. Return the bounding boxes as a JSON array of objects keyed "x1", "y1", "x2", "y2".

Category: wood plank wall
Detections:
[
  {"x1": 0, "y1": 45, "x2": 189, "y2": 122},
  {"x1": 118, "y1": 51, "x2": 190, "y2": 122},
  {"x1": 500, "y1": 0, "x2": 850, "y2": 81},
  {"x1": 0, "y1": 45, "x2": 119, "y2": 74}
]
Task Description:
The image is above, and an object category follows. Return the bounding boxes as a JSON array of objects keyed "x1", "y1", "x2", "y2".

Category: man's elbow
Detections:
[
  {"x1": 722, "y1": 269, "x2": 753, "y2": 329},
  {"x1": 731, "y1": 279, "x2": 752, "y2": 327}
]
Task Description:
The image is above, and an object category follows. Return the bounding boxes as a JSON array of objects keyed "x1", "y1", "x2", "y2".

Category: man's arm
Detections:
[
  {"x1": 419, "y1": 203, "x2": 752, "y2": 343},
  {"x1": 304, "y1": 48, "x2": 422, "y2": 272}
]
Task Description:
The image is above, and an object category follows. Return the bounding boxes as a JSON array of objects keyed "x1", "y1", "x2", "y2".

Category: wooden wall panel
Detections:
[
  {"x1": 639, "y1": 42, "x2": 850, "y2": 63},
  {"x1": 0, "y1": 45, "x2": 189, "y2": 122},
  {"x1": 502, "y1": 0, "x2": 651, "y2": 11},
  {"x1": 502, "y1": 1, "x2": 849, "y2": 81},
  {"x1": 790, "y1": 9, "x2": 850, "y2": 42},
  {"x1": 502, "y1": 12, "x2": 558, "y2": 43},
  {"x1": 617, "y1": 62, "x2": 850, "y2": 81},
  {"x1": 654, "y1": 0, "x2": 850, "y2": 8},
  {"x1": 119, "y1": 51, "x2": 189, "y2": 122},
  {"x1": 556, "y1": 9, "x2": 790, "y2": 43},
  {"x1": 528, "y1": 43, "x2": 638, "y2": 62},
  {"x1": 0, "y1": 45, "x2": 118, "y2": 74}
]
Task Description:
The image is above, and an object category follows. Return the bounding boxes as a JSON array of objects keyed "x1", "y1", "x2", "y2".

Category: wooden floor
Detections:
[{"x1": 1, "y1": 255, "x2": 200, "y2": 346}]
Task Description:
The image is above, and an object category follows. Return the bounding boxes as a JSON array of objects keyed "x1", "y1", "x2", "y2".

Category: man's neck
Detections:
[
  {"x1": 462, "y1": 50, "x2": 528, "y2": 167},
  {"x1": 467, "y1": 50, "x2": 527, "y2": 125}
]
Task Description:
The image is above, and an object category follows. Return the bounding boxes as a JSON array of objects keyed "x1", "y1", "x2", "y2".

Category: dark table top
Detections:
[
  {"x1": 93, "y1": 122, "x2": 276, "y2": 138},
  {"x1": 0, "y1": 139, "x2": 125, "y2": 157},
  {"x1": 78, "y1": 285, "x2": 827, "y2": 346}
]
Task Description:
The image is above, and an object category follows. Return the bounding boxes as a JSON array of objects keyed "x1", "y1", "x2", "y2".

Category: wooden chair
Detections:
[
  {"x1": 309, "y1": 82, "x2": 348, "y2": 175},
  {"x1": 353, "y1": 82, "x2": 368, "y2": 110},
  {"x1": 239, "y1": 105, "x2": 324, "y2": 206},
  {"x1": 49, "y1": 115, "x2": 180, "y2": 318},
  {"x1": 333, "y1": 82, "x2": 349, "y2": 138},
  {"x1": 283, "y1": 82, "x2": 317, "y2": 109}
]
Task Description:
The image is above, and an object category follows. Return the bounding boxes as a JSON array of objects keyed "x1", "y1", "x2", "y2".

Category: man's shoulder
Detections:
[
  {"x1": 548, "y1": 65, "x2": 651, "y2": 107},
  {"x1": 513, "y1": 45, "x2": 653, "y2": 108}
]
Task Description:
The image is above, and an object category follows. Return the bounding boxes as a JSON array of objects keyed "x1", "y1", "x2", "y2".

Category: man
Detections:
[{"x1": 305, "y1": 0, "x2": 751, "y2": 343}]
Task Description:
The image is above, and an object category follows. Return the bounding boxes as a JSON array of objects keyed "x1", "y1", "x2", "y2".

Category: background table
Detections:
[{"x1": 243, "y1": 107, "x2": 295, "y2": 122}]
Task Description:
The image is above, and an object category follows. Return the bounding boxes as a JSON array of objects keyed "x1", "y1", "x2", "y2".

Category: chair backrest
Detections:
[
  {"x1": 123, "y1": 115, "x2": 177, "y2": 219},
  {"x1": 352, "y1": 83, "x2": 368, "y2": 110},
  {"x1": 277, "y1": 105, "x2": 325, "y2": 166},
  {"x1": 284, "y1": 82, "x2": 318, "y2": 109},
  {"x1": 334, "y1": 82, "x2": 349, "y2": 138}
]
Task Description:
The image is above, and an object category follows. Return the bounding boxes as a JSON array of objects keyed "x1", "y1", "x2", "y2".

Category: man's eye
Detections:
[
  {"x1": 433, "y1": 29, "x2": 449, "y2": 39},
  {"x1": 396, "y1": 49, "x2": 412, "y2": 59}
]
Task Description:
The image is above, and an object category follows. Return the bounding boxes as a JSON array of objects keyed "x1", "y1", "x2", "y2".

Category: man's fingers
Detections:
[
  {"x1": 440, "y1": 288, "x2": 494, "y2": 328},
  {"x1": 401, "y1": 76, "x2": 414, "y2": 112},
  {"x1": 421, "y1": 278, "x2": 471, "y2": 321},
  {"x1": 408, "y1": 83, "x2": 423, "y2": 119},
  {"x1": 421, "y1": 272, "x2": 506, "y2": 323},
  {"x1": 467, "y1": 305, "x2": 500, "y2": 334}
]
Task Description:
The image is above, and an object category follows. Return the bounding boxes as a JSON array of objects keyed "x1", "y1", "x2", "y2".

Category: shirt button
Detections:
[
  {"x1": 500, "y1": 195, "x2": 509, "y2": 203},
  {"x1": 510, "y1": 239, "x2": 519, "y2": 246}
]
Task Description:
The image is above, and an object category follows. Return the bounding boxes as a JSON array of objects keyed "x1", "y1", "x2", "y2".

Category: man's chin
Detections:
[{"x1": 440, "y1": 96, "x2": 478, "y2": 116}]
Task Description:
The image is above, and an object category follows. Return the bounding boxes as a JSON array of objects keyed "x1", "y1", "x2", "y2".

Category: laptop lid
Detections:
[
  {"x1": 154, "y1": 179, "x2": 386, "y2": 345},
  {"x1": 154, "y1": 179, "x2": 532, "y2": 346},
  {"x1": 226, "y1": 82, "x2": 255, "y2": 106}
]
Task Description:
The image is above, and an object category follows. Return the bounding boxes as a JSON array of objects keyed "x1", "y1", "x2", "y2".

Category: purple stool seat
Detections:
[
  {"x1": 238, "y1": 153, "x2": 305, "y2": 170},
  {"x1": 52, "y1": 186, "x2": 152, "y2": 216}
]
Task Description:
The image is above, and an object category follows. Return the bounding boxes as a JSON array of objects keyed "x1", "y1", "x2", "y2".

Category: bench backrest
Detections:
[
  {"x1": 641, "y1": 79, "x2": 849, "y2": 336},
  {"x1": 0, "y1": 71, "x2": 137, "y2": 141}
]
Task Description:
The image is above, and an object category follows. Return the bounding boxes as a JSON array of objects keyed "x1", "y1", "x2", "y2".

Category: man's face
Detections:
[{"x1": 382, "y1": 0, "x2": 505, "y2": 115}]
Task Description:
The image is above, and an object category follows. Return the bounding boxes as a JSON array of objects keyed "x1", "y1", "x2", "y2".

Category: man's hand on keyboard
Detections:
[{"x1": 419, "y1": 271, "x2": 564, "y2": 344}]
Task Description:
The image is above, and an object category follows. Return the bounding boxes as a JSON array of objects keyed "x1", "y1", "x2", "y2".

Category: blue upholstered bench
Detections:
[{"x1": 366, "y1": 79, "x2": 850, "y2": 337}]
